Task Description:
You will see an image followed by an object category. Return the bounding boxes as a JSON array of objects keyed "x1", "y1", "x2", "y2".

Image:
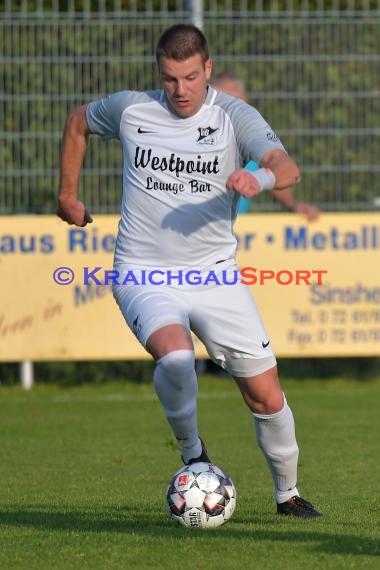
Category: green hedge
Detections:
[{"x1": 1, "y1": 13, "x2": 379, "y2": 213}]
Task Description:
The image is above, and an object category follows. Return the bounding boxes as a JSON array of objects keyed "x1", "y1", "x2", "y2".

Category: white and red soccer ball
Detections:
[{"x1": 166, "y1": 462, "x2": 237, "y2": 528}]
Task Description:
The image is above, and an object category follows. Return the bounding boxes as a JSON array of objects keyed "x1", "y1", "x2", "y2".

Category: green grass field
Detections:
[{"x1": 1, "y1": 376, "x2": 379, "y2": 570}]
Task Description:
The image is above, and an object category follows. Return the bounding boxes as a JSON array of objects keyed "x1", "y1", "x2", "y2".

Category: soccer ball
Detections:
[{"x1": 166, "y1": 462, "x2": 237, "y2": 528}]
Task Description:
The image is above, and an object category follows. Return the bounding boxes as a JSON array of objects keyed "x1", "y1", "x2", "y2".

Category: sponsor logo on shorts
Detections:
[{"x1": 132, "y1": 314, "x2": 142, "y2": 336}]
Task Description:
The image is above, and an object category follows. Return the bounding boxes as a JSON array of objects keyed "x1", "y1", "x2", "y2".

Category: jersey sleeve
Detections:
[
  {"x1": 85, "y1": 91, "x2": 127, "y2": 140},
  {"x1": 215, "y1": 93, "x2": 286, "y2": 166},
  {"x1": 86, "y1": 90, "x2": 153, "y2": 140}
]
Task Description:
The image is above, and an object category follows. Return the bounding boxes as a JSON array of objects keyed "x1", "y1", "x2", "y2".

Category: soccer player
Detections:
[
  {"x1": 57, "y1": 24, "x2": 322, "y2": 518},
  {"x1": 212, "y1": 70, "x2": 320, "y2": 219}
]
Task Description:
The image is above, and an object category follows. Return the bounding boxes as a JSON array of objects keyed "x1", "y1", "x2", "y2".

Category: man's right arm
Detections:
[{"x1": 57, "y1": 105, "x2": 93, "y2": 227}]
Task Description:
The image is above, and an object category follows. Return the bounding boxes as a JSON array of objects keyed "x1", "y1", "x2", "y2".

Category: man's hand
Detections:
[
  {"x1": 57, "y1": 198, "x2": 93, "y2": 227},
  {"x1": 226, "y1": 169, "x2": 262, "y2": 198},
  {"x1": 292, "y1": 202, "x2": 320, "y2": 221}
]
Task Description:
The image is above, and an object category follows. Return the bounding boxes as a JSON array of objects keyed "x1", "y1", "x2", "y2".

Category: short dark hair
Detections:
[{"x1": 156, "y1": 24, "x2": 209, "y2": 64}]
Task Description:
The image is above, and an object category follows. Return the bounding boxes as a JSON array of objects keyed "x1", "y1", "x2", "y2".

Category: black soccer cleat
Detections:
[
  {"x1": 182, "y1": 437, "x2": 211, "y2": 465},
  {"x1": 277, "y1": 496, "x2": 323, "y2": 518}
]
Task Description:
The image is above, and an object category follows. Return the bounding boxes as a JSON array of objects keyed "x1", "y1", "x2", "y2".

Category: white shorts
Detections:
[{"x1": 112, "y1": 261, "x2": 276, "y2": 377}]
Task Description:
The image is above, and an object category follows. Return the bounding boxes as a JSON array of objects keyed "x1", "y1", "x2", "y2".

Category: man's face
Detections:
[{"x1": 159, "y1": 54, "x2": 212, "y2": 118}]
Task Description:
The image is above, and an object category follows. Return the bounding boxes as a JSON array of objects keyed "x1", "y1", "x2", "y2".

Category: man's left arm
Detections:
[
  {"x1": 259, "y1": 148, "x2": 300, "y2": 189},
  {"x1": 261, "y1": 150, "x2": 320, "y2": 221}
]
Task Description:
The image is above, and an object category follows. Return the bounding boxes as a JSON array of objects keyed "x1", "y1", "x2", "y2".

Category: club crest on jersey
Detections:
[{"x1": 197, "y1": 126, "x2": 219, "y2": 145}]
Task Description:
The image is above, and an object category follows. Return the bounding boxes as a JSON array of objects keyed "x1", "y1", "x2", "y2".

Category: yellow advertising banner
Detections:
[{"x1": 1, "y1": 213, "x2": 379, "y2": 361}]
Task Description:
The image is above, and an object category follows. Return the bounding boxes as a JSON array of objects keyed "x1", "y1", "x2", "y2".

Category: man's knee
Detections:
[
  {"x1": 153, "y1": 350, "x2": 197, "y2": 418},
  {"x1": 147, "y1": 324, "x2": 193, "y2": 359},
  {"x1": 155, "y1": 349, "x2": 196, "y2": 387}
]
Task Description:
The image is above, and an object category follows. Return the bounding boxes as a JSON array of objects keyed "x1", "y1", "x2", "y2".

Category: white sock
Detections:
[
  {"x1": 153, "y1": 349, "x2": 201, "y2": 463},
  {"x1": 253, "y1": 395, "x2": 299, "y2": 503}
]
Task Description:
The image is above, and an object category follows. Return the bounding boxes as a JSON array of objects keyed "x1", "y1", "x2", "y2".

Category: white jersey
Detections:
[{"x1": 86, "y1": 87, "x2": 284, "y2": 269}]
